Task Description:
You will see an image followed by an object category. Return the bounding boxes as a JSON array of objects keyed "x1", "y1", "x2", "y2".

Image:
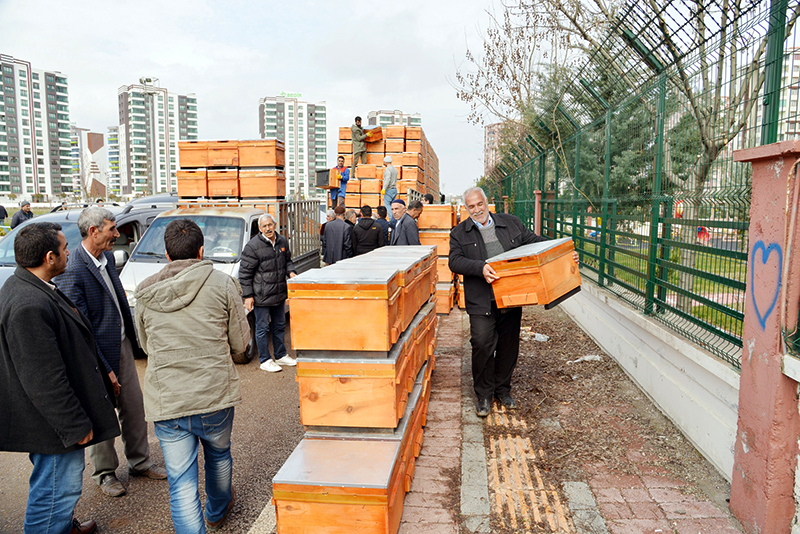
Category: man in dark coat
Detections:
[
  {"x1": 10, "y1": 200, "x2": 34, "y2": 228},
  {"x1": 0, "y1": 222, "x2": 120, "y2": 534},
  {"x1": 239, "y1": 213, "x2": 297, "y2": 373},
  {"x1": 390, "y1": 199, "x2": 421, "y2": 246},
  {"x1": 353, "y1": 205, "x2": 385, "y2": 255},
  {"x1": 0, "y1": 203, "x2": 8, "y2": 226},
  {"x1": 449, "y1": 187, "x2": 577, "y2": 418},
  {"x1": 55, "y1": 207, "x2": 166, "y2": 498},
  {"x1": 375, "y1": 205, "x2": 391, "y2": 244},
  {"x1": 321, "y1": 205, "x2": 352, "y2": 265}
]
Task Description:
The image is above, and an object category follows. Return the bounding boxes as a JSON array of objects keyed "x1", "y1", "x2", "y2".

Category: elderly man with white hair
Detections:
[{"x1": 238, "y1": 213, "x2": 297, "y2": 373}]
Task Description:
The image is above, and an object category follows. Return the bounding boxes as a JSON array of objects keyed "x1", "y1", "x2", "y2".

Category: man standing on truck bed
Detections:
[
  {"x1": 350, "y1": 116, "x2": 371, "y2": 180},
  {"x1": 239, "y1": 213, "x2": 297, "y2": 373}
]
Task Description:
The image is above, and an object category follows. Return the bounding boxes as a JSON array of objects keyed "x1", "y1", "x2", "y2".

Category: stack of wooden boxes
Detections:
[
  {"x1": 176, "y1": 140, "x2": 285, "y2": 199},
  {"x1": 334, "y1": 125, "x2": 440, "y2": 208},
  {"x1": 272, "y1": 246, "x2": 440, "y2": 534},
  {"x1": 415, "y1": 204, "x2": 458, "y2": 314}
]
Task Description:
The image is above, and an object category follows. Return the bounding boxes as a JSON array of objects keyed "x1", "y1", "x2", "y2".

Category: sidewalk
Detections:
[{"x1": 399, "y1": 307, "x2": 744, "y2": 534}]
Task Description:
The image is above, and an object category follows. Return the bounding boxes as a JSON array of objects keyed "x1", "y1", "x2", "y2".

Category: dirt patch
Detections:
[{"x1": 483, "y1": 304, "x2": 732, "y2": 532}]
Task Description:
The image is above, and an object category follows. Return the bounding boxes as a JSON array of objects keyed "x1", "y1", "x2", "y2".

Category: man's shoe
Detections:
[
  {"x1": 498, "y1": 395, "x2": 517, "y2": 410},
  {"x1": 207, "y1": 487, "x2": 236, "y2": 531},
  {"x1": 99, "y1": 474, "x2": 126, "y2": 497},
  {"x1": 260, "y1": 359, "x2": 282, "y2": 372},
  {"x1": 275, "y1": 355, "x2": 297, "y2": 366},
  {"x1": 476, "y1": 398, "x2": 491, "y2": 417},
  {"x1": 129, "y1": 465, "x2": 167, "y2": 480},
  {"x1": 69, "y1": 519, "x2": 97, "y2": 534}
]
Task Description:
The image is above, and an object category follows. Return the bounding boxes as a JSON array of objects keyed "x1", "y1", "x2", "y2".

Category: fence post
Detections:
[
  {"x1": 598, "y1": 111, "x2": 612, "y2": 287},
  {"x1": 761, "y1": 0, "x2": 788, "y2": 145},
  {"x1": 646, "y1": 72, "x2": 667, "y2": 315},
  {"x1": 538, "y1": 154, "x2": 546, "y2": 233},
  {"x1": 572, "y1": 130, "x2": 581, "y2": 247},
  {"x1": 534, "y1": 190, "x2": 542, "y2": 236}
]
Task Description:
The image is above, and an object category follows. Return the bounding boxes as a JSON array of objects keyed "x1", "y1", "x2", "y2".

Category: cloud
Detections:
[{"x1": 0, "y1": 0, "x2": 496, "y2": 195}]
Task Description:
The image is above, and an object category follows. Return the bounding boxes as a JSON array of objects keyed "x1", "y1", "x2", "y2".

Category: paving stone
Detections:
[
  {"x1": 399, "y1": 522, "x2": 458, "y2": 534},
  {"x1": 594, "y1": 488, "x2": 625, "y2": 503},
  {"x1": 620, "y1": 488, "x2": 652, "y2": 502},
  {"x1": 641, "y1": 475, "x2": 687, "y2": 488},
  {"x1": 414, "y1": 466, "x2": 453, "y2": 481},
  {"x1": 563, "y1": 481, "x2": 600, "y2": 511},
  {"x1": 648, "y1": 488, "x2": 699, "y2": 504},
  {"x1": 404, "y1": 491, "x2": 449, "y2": 508},
  {"x1": 597, "y1": 501, "x2": 634, "y2": 520},
  {"x1": 661, "y1": 501, "x2": 728, "y2": 519},
  {"x1": 606, "y1": 518, "x2": 674, "y2": 534},
  {"x1": 401, "y1": 505, "x2": 454, "y2": 523},
  {"x1": 424, "y1": 427, "x2": 461, "y2": 439},
  {"x1": 590, "y1": 474, "x2": 645, "y2": 489},
  {"x1": 420, "y1": 436, "x2": 461, "y2": 449},
  {"x1": 416, "y1": 455, "x2": 459, "y2": 469},
  {"x1": 409, "y1": 477, "x2": 450, "y2": 494},
  {"x1": 671, "y1": 517, "x2": 743, "y2": 533},
  {"x1": 628, "y1": 501, "x2": 665, "y2": 520}
]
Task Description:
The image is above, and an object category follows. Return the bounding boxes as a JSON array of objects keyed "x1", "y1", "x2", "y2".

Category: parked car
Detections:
[{"x1": 0, "y1": 198, "x2": 175, "y2": 289}]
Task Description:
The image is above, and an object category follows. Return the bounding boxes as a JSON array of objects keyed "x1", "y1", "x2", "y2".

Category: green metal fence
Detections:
[{"x1": 492, "y1": 0, "x2": 800, "y2": 369}]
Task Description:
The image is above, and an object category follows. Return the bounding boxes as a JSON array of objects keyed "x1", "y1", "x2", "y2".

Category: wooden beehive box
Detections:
[
  {"x1": 178, "y1": 141, "x2": 208, "y2": 168},
  {"x1": 288, "y1": 266, "x2": 402, "y2": 352},
  {"x1": 360, "y1": 193, "x2": 381, "y2": 208},
  {"x1": 384, "y1": 125, "x2": 406, "y2": 139},
  {"x1": 296, "y1": 303, "x2": 433, "y2": 429},
  {"x1": 385, "y1": 139, "x2": 405, "y2": 153},
  {"x1": 402, "y1": 152, "x2": 424, "y2": 169},
  {"x1": 339, "y1": 126, "x2": 352, "y2": 140},
  {"x1": 417, "y1": 205, "x2": 456, "y2": 230},
  {"x1": 367, "y1": 153, "x2": 385, "y2": 165},
  {"x1": 345, "y1": 194, "x2": 362, "y2": 209},
  {"x1": 437, "y1": 258, "x2": 453, "y2": 283},
  {"x1": 359, "y1": 179, "x2": 382, "y2": 194},
  {"x1": 239, "y1": 169, "x2": 285, "y2": 198},
  {"x1": 316, "y1": 168, "x2": 340, "y2": 190},
  {"x1": 272, "y1": 439, "x2": 406, "y2": 534},
  {"x1": 207, "y1": 140, "x2": 239, "y2": 167},
  {"x1": 405, "y1": 127, "x2": 423, "y2": 140},
  {"x1": 347, "y1": 179, "x2": 361, "y2": 194},
  {"x1": 487, "y1": 237, "x2": 581, "y2": 309},
  {"x1": 176, "y1": 169, "x2": 207, "y2": 198},
  {"x1": 338, "y1": 140, "x2": 353, "y2": 154},
  {"x1": 238, "y1": 139, "x2": 285, "y2": 167},
  {"x1": 435, "y1": 283, "x2": 454, "y2": 314},
  {"x1": 419, "y1": 230, "x2": 450, "y2": 256},
  {"x1": 365, "y1": 127, "x2": 383, "y2": 142},
  {"x1": 355, "y1": 164, "x2": 377, "y2": 179},
  {"x1": 397, "y1": 180, "x2": 418, "y2": 195},
  {"x1": 366, "y1": 140, "x2": 386, "y2": 153},
  {"x1": 405, "y1": 140, "x2": 422, "y2": 153},
  {"x1": 207, "y1": 169, "x2": 239, "y2": 198}
]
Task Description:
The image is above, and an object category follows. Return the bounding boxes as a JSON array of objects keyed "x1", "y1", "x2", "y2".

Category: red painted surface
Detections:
[{"x1": 730, "y1": 141, "x2": 800, "y2": 534}]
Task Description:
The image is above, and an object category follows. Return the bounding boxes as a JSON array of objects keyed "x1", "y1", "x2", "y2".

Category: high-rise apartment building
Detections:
[
  {"x1": 0, "y1": 54, "x2": 73, "y2": 200},
  {"x1": 484, "y1": 122, "x2": 502, "y2": 176},
  {"x1": 107, "y1": 126, "x2": 121, "y2": 197},
  {"x1": 118, "y1": 79, "x2": 197, "y2": 196},
  {"x1": 70, "y1": 124, "x2": 109, "y2": 199},
  {"x1": 259, "y1": 95, "x2": 326, "y2": 199},
  {"x1": 366, "y1": 109, "x2": 421, "y2": 128}
]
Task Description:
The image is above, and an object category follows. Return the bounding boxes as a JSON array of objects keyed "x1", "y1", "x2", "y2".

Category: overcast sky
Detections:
[{"x1": 0, "y1": 0, "x2": 498, "y2": 196}]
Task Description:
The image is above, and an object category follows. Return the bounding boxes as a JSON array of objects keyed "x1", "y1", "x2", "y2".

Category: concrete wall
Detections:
[{"x1": 560, "y1": 283, "x2": 740, "y2": 481}]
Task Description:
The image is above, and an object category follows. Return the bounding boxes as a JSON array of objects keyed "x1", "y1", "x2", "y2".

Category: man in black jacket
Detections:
[
  {"x1": 353, "y1": 205, "x2": 385, "y2": 255},
  {"x1": 239, "y1": 213, "x2": 297, "y2": 373},
  {"x1": 0, "y1": 222, "x2": 120, "y2": 534},
  {"x1": 11, "y1": 200, "x2": 34, "y2": 228},
  {"x1": 449, "y1": 187, "x2": 578, "y2": 417},
  {"x1": 321, "y1": 205, "x2": 352, "y2": 265}
]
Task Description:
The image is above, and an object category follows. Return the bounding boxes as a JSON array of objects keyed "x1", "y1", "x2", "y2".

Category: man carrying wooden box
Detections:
[
  {"x1": 449, "y1": 187, "x2": 579, "y2": 417},
  {"x1": 350, "y1": 116, "x2": 371, "y2": 181}
]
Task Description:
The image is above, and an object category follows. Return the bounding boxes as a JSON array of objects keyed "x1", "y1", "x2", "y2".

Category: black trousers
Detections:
[{"x1": 468, "y1": 304, "x2": 523, "y2": 400}]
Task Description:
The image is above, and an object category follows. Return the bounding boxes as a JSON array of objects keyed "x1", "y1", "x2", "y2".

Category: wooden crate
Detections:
[
  {"x1": 340, "y1": 154, "x2": 353, "y2": 166},
  {"x1": 207, "y1": 169, "x2": 239, "y2": 198},
  {"x1": 419, "y1": 230, "x2": 450, "y2": 256},
  {"x1": 207, "y1": 141, "x2": 239, "y2": 167},
  {"x1": 417, "y1": 205, "x2": 456, "y2": 230},
  {"x1": 347, "y1": 179, "x2": 361, "y2": 194},
  {"x1": 316, "y1": 168, "x2": 340, "y2": 190},
  {"x1": 176, "y1": 169, "x2": 207, "y2": 198},
  {"x1": 366, "y1": 153, "x2": 385, "y2": 165},
  {"x1": 360, "y1": 193, "x2": 381, "y2": 208},
  {"x1": 435, "y1": 283, "x2": 454, "y2": 314},
  {"x1": 288, "y1": 267, "x2": 403, "y2": 352},
  {"x1": 437, "y1": 258, "x2": 453, "y2": 283},
  {"x1": 487, "y1": 238, "x2": 582, "y2": 309},
  {"x1": 272, "y1": 439, "x2": 406, "y2": 534},
  {"x1": 365, "y1": 127, "x2": 383, "y2": 142},
  {"x1": 359, "y1": 179, "x2": 383, "y2": 194},
  {"x1": 405, "y1": 127, "x2": 423, "y2": 140},
  {"x1": 366, "y1": 140, "x2": 386, "y2": 153},
  {"x1": 238, "y1": 139, "x2": 285, "y2": 167},
  {"x1": 339, "y1": 126, "x2": 352, "y2": 140},
  {"x1": 405, "y1": 140, "x2": 423, "y2": 153},
  {"x1": 345, "y1": 194, "x2": 361, "y2": 208},
  {"x1": 338, "y1": 140, "x2": 353, "y2": 154},
  {"x1": 385, "y1": 139, "x2": 405, "y2": 153},
  {"x1": 178, "y1": 141, "x2": 208, "y2": 168},
  {"x1": 239, "y1": 169, "x2": 285, "y2": 198},
  {"x1": 355, "y1": 164, "x2": 378, "y2": 179},
  {"x1": 397, "y1": 180, "x2": 418, "y2": 195},
  {"x1": 402, "y1": 167, "x2": 424, "y2": 182},
  {"x1": 384, "y1": 125, "x2": 406, "y2": 139},
  {"x1": 402, "y1": 152, "x2": 424, "y2": 169}
]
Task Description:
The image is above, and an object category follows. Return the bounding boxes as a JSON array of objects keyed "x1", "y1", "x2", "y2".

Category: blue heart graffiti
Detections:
[{"x1": 750, "y1": 240, "x2": 783, "y2": 330}]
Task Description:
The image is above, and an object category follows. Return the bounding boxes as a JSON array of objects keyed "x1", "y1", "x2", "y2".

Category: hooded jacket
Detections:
[
  {"x1": 134, "y1": 260, "x2": 250, "y2": 422},
  {"x1": 353, "y1": 217, "x2": 385, "y2": 255}
]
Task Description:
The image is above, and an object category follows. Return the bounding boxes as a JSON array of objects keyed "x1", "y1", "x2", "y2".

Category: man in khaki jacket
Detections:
[{"x1": 134, "y1": 219, "x2": 250, "y2": 533}]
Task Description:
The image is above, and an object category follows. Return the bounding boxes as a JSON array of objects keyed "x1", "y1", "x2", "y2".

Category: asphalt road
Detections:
[{"x1": 0, "y1": 329, "x2": 304, "y2": 534}]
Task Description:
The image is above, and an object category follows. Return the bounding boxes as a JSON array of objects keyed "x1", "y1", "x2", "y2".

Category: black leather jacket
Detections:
[{"x1": 238, "y1": 233, "x2": 295, "y2": 307}]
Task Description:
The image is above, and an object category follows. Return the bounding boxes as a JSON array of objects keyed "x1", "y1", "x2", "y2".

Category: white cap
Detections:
[{"x1": 384, "y1": 156, "x2": 392, "y2": 163}]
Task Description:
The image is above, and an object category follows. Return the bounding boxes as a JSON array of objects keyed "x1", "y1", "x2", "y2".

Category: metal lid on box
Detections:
[{"x1": 487, "y1": 237, "x2": 572, "y2": 263}]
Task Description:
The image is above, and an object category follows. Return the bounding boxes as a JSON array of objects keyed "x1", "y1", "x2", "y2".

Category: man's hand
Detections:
[
  {"x1": 244, "y1": 297, "x2": 254, "y2": 312},
  {"x1": 366, "y1": 131, "x2": 372, "y2": 137},
  {"x1": 381, "y1": 189, "x2": 386, "y2": 196},
  {"x1": 108, "y1": 371, "x2": 120, "y2": 396},
  {"x1": 573, "y1": 251, "x2": 580, "y2": 263},
  {"x1": 78, "y1": 429, "x2": 94, "y2": 445},
  {"x1": 289, "y1": 272, "x2": 297, "y2": 279},
  {"x1": 482, "y1": 263, "x2": 499, "y2": 284}
]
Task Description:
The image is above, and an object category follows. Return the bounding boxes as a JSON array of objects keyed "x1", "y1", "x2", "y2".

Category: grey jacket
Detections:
[
  {"x1": 383, "y1": 164, "x2": 398, "y2": 190},
  {"x1": 321, "y1": 217, "x2": 353, "y2": 264},
  {"x1": 351, "y1": 124, "x2": 368, "y2": 153},
  {"x1": 135, "y1": 260, "x2": 250, "y2": 422},
  {"x1": 391, "y1": 213, "x2": 420, "y2": 246}
]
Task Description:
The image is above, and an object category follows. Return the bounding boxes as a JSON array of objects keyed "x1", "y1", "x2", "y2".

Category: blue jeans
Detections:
[
  {"x1": 254, "y1": 305, "x2": 287, "y2": 363},
  {"x1": 384, "y1": 187, "x2": 397, "y2": 222},
  {"x1": 25, "y1": 448, "x2": 85, "y2": 534},
  {"x1": 154, "y1": 408, "x2": 235, "y2": 534}
]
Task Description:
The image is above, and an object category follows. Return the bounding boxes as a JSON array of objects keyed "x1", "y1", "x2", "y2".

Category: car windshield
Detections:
[
  {"x1": 132, "y1": 216, "x2": 245, "y2": 263},
  {"x1": 0, "y1": 222, "x2": 82, "y2": 266}
]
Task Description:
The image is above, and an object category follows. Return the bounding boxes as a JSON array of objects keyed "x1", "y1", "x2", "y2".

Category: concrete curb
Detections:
[{"x1": 460, "y1": 310, "x2": 492, "y2": 533}]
